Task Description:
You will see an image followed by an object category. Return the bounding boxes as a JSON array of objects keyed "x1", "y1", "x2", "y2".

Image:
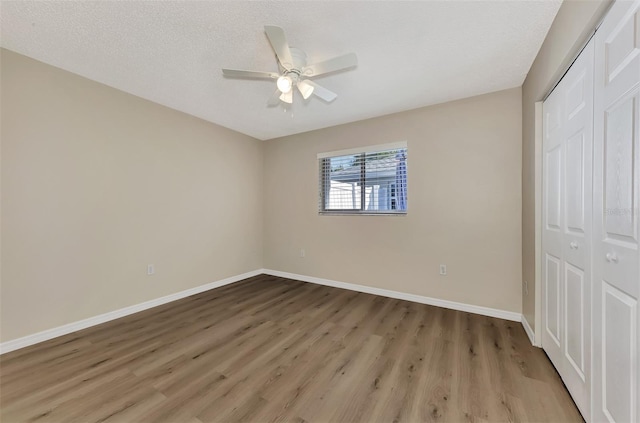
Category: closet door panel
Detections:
[
  {"x1": 543, "y1": 86, "x2": 565, "y2": 367},
  {"x1": 543, "y1": 38, "x2": 594, "y2": 421},
  {"x1": 604, "y1": 92, "x2": 640, "y2": 297},
  {"x1": 546, "y1": 142, "x2": 564, "y2": 251},
  {"x1": 561, "y1": 39, "x2": 594, "y2": 419},
  {"x1": 604, "y1": 6, "x2": 640, "y2": 98},
  {"x1": 593, "y1": 1, "x2": 640, "y2": 421},
  {"x1": 602, "y1": 282, "x2": 637, "y2": 423},
  {"x1": 565, "y1": 128, "x2": 588, "y2": 371},
  {"x1": 546, "y1": 253, "x2": 562, "y2": 345},
  {"x1": 597, "y1": 88, "x2": 639, "y2": 422},
  {"x1": 566, "y1": 131, "x2": 586, "y2": 233},
  {"x1": 566, "y1": 263, "x2": 586, "y2": 378}
]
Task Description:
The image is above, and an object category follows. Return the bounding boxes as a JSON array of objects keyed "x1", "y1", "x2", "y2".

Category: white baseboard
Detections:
[
  {"x1": 0, "y1": 269, "x2": 263, "y2": 355},
  {"x1": 2, "y1": 269, "x2": 525, "y2": 355},
  {"x1": 521, "y1": 315, "x2": 537, "y2": 346},
  {"x1": 262, "y1": 269, "x2": 522, "y2": 322}
]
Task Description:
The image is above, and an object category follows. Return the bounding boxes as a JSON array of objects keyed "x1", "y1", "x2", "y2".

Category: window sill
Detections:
[{"x1": 319, "y1": 211, "x2": 407, "y2": 216}]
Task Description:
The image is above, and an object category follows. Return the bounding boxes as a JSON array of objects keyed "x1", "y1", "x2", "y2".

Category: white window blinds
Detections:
[{"x1": 318, "y1": 143, "x2": 407, "y2": 214}]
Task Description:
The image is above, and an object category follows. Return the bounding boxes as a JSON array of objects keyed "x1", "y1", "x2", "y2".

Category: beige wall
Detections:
[
  {"x1": 0, "y1": 49, "x2": 264, "y2": 342},
  {"x1": 264, "y1": 88, "x2": 523, "y2": 313},
  {"x1": 521, "y1": 0, "x2": 611, "y2": 330}
]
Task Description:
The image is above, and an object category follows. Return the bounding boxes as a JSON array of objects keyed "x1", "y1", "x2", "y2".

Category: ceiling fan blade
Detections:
[
  {"x1": 279, "y1": 90, "x2": 293, "y2": 104},
  {"x1": 264, "y1": 25, "x2": 294, "y2": 70},
  {"x1": 222, "y1": 69, "x2": 279, "y2": 79},
  {"x1": 303, "y1": 53, "x2": 357, "y2": 77},
  {"x1": 267, "y1": 89, "x2": 281, "y2": 106},
  {"x1": 297, "y1": 80, "x2": 314, "y2": 100},
  {"x1": 302, "y1": 80, "x2": 337, "y2": 102}
]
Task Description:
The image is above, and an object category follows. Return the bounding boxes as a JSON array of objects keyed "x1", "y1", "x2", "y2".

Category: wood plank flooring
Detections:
[{"x1": 0, "y1": 275, "x2": 582, "y2": 422}]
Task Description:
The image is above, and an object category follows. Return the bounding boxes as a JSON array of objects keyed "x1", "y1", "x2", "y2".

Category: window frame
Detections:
[{"x1": 317, "y1": 141, "x2": 408, "y2": 216}]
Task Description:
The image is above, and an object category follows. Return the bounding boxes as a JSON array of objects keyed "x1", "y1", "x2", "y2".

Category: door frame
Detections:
[{"x1": 535, "y1": 101, "x2": 544, "y2": 347}]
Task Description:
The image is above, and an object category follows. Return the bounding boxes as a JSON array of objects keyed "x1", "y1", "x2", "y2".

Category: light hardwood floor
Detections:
[{"x1": 1, "y1": 275, "x2": 582, "y2": 422}]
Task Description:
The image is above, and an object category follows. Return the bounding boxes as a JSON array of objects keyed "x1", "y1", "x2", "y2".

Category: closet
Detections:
[{"x1": 542, "y1": 1, "x2": 639, "y2": 422}]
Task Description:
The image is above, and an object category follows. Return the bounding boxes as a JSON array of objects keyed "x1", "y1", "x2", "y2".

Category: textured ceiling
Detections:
[{"x1": 0, "y1": 1, "x2": 561, "y2": 140}]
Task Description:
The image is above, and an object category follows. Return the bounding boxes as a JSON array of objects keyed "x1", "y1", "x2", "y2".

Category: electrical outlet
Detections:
[
  {"x1": 147, "y1": 264, "x2": 155, "y2": 275},
  {"x1": 300, "y1": 249, "x2": 306, "y2": 258},
  {"x1": 524, "y1": 280, "x2": 529, "y2": 296},
  {"x1": 439, "y1": 264, "x2": 447, "y2": 276}
]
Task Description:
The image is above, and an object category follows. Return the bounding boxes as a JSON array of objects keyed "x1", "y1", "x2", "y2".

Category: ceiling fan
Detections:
[{"x1": 222, "y1": 26, "x2": 357, "y2": 106}]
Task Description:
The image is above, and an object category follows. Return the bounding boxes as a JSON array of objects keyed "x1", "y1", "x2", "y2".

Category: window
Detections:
[{"x1": 318, "y1": 142, "x2": 407, "y2": 214}]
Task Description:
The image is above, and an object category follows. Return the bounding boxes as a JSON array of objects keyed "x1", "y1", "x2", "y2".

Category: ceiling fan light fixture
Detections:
[
  {"x1": 297, "y1": 80, "x2": 314, "y2": 99},
  {"x1": 279, "y1": 90, "x2": 293, "y2": 104},
  {"x1": 276, "y1": 75, "x2": 293, "y2": 93}
]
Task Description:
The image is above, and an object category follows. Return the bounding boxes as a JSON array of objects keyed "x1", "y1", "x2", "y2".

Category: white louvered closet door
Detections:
[
  {"x1": 592, "y1": 1, "x2": 640, "y2": 422},
  {"x1": 542, "y1": 38, "x2": 595, "y2": 421}
]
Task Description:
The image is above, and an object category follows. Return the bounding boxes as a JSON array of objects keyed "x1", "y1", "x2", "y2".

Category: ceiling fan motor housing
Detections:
[{"x1": 284, "y1": 47, "x2": 308, "y2": 76}]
